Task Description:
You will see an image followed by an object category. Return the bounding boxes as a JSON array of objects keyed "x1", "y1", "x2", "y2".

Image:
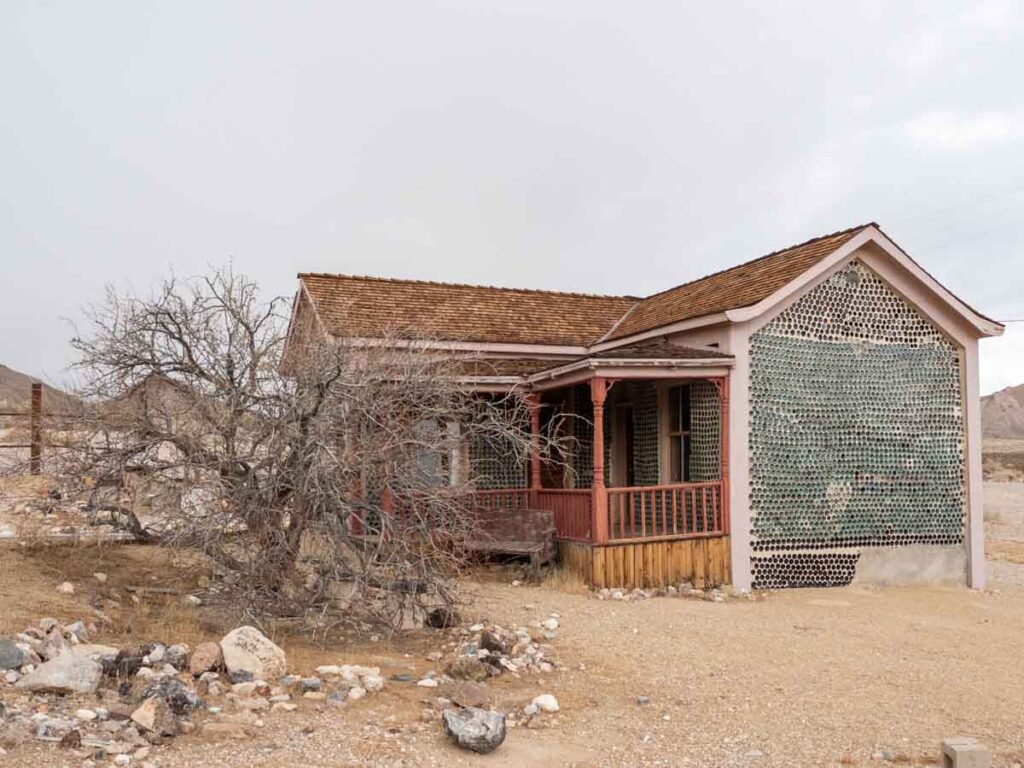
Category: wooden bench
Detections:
[{"x1": 468, "y1": 507, "x2": 556, "y2": 574}]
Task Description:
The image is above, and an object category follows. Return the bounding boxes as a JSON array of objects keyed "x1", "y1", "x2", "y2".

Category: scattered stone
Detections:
[
  {"x1": 40, "y1": 628, "x2": 70, "y2": 660},
  {"x1": 183, "y1": 595, "x2": 202, "y2": 607},
  {"x1": 361, "y1": 673, "x2": 385, "y2": 693},
  {"x1": 0, "y1": 639, "x2": 26, "y2": 670},
  {"x1": 941, "y1": 737, "x2": 991, "y2": 768},
  {"x1": 390, "y1": 673, "x2": 415, "y2": 683},
  {"x1": 636, "y1": 695, "x2": 651, "y2": 705},
  {"x1": 446, "y1": 656, "x2": 490, "y2": 682},
  {"x1": 69, "y1": 644, "x2": 120, "y2": 665},
  {"x1": 189, "y1": 642, "x2": 222, "y2": 676},
  {"x1": 479, "y1": 628, "x2": 513, "y2": 656},
  {"x1": 219, "y1": 626, "x2": 286, "y2": 683},
  {"x1": 165, "y1": 644, "x2": 189, "y2": 670},
  {"x1": 75, "y1": 708, "x2": 98, "y2": 721},
  {"x1": 442, "y1": 707, "x2": 506, "y2": 754},
  {"x1": 347, "y1": 686, "x2": 366, "y2": 702},
  {"x1": 56, "y1": 582, "x2": 75, "y2": 595},
  {"x1": 59, "y1": 728, "x2": 82, "y2": 748},
  {"x1": 93, "y1": 572, "x2": 108, "y2": 583},
  {"x1": 450, "y1": 681, "x2": 491, "y2": 708},
  {"x1": 66, "y1": 620, "x2": 89, "y2": 642},
  {"x1": 17, "y1": 653, "x2": 102, "y2": 694},
  {"x1": 39, "y1": 617, "x2": 59, "y2": 632},
  {"x1": 271, "y1": 702, "x2": 297, "y2": 713},
  {"x1": 541, "y1": 618, "x2": 559, "y2": 631},
  {"x1": 144, "y1": 678, "x2": 201, "y2": 715},
  {"x1": 130, "y1": 697, "x2": 178, "y2": 736},
  {"x1": 417, "y1": 678, "x2": 439, "y2": 688},
  {"x1": 531, "y1": 694, "x2": 559, "y2": 713},
  {"x1": 300, "y1": 677, "x2": 322, "y2": 693}
]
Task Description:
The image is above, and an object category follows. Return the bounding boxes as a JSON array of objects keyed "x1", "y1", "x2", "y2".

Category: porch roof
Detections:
[{"x1": 454, "y1": 341, "x2": 733, "y2": 389}]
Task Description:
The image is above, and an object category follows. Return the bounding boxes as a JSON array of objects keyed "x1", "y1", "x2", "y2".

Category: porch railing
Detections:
[
  {"x1": 607, "y1": 481, "x2": 723, "y2": 542},
  {"x1": 537, "y1": 489, "x2": 591, "y2": 542},
  {"x1": 468, "y1": 481, "x2": 724, "y2": 544}
]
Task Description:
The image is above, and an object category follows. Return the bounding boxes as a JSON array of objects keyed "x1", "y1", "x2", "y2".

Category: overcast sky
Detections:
[{"x1": 2, "y1": 1, "x2": 1022, "y2": 394}]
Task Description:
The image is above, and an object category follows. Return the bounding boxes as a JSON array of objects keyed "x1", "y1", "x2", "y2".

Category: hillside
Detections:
[
  {"x1": 0, "y1": 363, "x2": 79, "y2": 415},
  {"x1": 982, "y1": 383, "x2": 1024, "y2": 439}
]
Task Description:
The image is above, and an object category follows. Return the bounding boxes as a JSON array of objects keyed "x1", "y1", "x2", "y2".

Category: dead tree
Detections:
[{"x1": 17, "y1": 267, "x2": 562, "y2": 630}]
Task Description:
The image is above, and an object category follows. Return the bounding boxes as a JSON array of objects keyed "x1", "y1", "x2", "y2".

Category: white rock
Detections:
[
  {"x1": 347, "y1": 686, "x2": 366, "y2": 702},
  {"x1": 219, "y1": 626, "x2": 286, "y2": 682},
  {"x1": 113, "y1": 756, "x2": 132, "y2": 766},
  {"x1": 93, "y1": 572, "x2": 108, "y2": 583},
  {"x1": 16, "y1": 654, "x2": 102, "y2": 694},
  {"x1": 523, "y1": 703, "x2": 538, "y2": 716},
  {"x1": 56, "y1": 582, "x2": 75, "y2": 595},
  {"x1": 469, "y1": 623, "x2": 484, "y2": 632},
  {"x1": 531, "y1": 694, "x2": 559, "y2": 713},
  {"x1": 75, "y1": 708, "x2": 98, "y2": 721},
  {"x1": 417, "y1": 678, "x2": 439, "y2": 688},
  {"x1": 361, "y1": 673, "x2": 384, "y2": 693},
  {"x1": 183, "y1": 595, "x2": 202, "y2": 607},
  {"x1": 541, "y1": 618, "x2": 559, "y2": 631},
  {"x1": 70, "y1": 644, "x2": 120, "y2": 664}
]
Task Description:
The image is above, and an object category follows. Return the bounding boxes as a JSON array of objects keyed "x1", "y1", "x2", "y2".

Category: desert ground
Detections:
[{"x1": 1, "y1": 483, "x2": 1023, "y2": 768}]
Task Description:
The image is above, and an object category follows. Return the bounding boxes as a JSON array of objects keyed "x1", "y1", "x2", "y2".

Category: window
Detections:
[{"x1": 667, "y1": 385, "x2": 691, "y2": 482}]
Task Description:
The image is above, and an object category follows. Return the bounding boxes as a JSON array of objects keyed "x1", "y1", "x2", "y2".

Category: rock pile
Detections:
[
  {"x1": 437, "y1": 617, "x2": 559, "y2": 685},
  {"x1": 427, "y1": 616, "x2": 564, "y2": 754},
  {"x1": 595, "y1": 583, "x2": 758, "y2": 602},
  {"x1": 0, "y1": 619, "x2": 386, "y2": 764}
]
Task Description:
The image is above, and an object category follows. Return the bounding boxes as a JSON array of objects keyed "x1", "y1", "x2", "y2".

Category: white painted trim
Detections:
[
  {"x1": 963, "y1": 340, "x2": 986, "y2": 588},
  {"x1": 727, "y1": 322, "x2": 753, "y2": 592},
  {"x1": 527, "y1": 357, "x2": 734, "y2": 383},
  {"x1": 531, "y1": 366, "x2": 732, "y2": 391}
]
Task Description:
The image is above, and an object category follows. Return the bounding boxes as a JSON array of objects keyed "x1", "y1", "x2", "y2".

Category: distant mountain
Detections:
[
  {"x1": 0, "y1": 364, "x2": 79, "y2": 415},
  {"x1": 982, "y1": 383, "x2": 1024, "y2": 440}
]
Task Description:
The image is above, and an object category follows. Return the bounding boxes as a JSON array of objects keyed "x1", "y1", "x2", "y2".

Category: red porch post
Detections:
[
  {"x1": 590, "y1": 377, "x2": 609, "y2": 544},
  {"x1": 527, "y1": 393, "x2": 542, "y2": 507}
]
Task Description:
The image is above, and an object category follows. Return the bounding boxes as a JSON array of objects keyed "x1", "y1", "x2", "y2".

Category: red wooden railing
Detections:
[
  {"x1": 469, "y1": 481, "x2": 725, "y2": 544},
  {"x1": 537, "y1": 489, "x2": 591, "y2": 541},
  {"x1": 606, "y1": 481, "x2": 723, "y2": 542}
]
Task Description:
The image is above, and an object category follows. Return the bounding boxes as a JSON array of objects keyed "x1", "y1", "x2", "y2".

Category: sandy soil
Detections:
[{"x1": 2, "y1": 484, "x2": 1024, "y2": 767}]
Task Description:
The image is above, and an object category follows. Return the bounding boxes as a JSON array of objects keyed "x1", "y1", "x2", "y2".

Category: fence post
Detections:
[{"x1": 30, "y1": 382, "x2": 42, "y2": 475}]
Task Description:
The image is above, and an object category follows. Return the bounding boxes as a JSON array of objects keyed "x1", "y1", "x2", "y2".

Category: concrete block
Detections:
[{"x1": 941, "y1": 737, "x2": 991, "y2": 768}]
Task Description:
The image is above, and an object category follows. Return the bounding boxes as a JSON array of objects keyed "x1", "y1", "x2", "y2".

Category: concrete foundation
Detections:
[{"x1": 852, "y1": 545, "x2": 967, "y2": 587}]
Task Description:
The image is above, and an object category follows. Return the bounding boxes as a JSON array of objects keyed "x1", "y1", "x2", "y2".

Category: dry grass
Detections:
[{"x1": 541, "y1": 563, "x2": 590, "y2": 595}]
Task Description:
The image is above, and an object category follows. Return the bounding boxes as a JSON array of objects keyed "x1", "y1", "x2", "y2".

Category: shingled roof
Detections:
[
  {"x1": 300, "y1": 273, "x2": 637, "y2": 347},
  {"x1": 604, "y1": 224, "x2": 869, "y2": 340},
  {"x1": 299, "y1": 224, "x2": 874, "y2": 347}
]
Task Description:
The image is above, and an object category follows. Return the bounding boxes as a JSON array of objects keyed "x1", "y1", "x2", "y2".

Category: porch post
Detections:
[
  {"x1": 590, "y1": 377, "x2": 609, "y2": 544},
  {"x1": 527, "y1": 393, "x2": 542, "y2": 507}
]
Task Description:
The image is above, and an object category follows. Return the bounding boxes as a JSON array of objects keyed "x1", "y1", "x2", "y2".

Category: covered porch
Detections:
[{"x1": 470, "y1": 344, "x2": 733, "y2": 588}]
